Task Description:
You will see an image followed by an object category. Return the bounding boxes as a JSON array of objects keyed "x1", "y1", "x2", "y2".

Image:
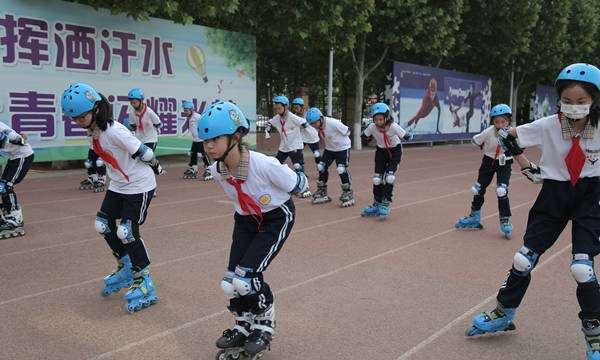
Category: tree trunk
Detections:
[{"x1": 352, "y1": 34, "x2": 366, "y2": 150}]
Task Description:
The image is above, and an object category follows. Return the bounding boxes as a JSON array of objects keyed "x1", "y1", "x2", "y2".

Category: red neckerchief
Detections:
[
  {"x1": 559, "y1": 113, "x2": 586, "y2": 186},
  {"x1": 279, "y1": 117, "x2": 288, "y2": 139},
  {"x1": 493, "y1": 128, "x2": 501, "y2": 162},
  {"x1": 92, "y1": 137, "x2": 129, "y2": 182},
  {"x1": 378, "y1": 124, "x2": 392, "y2": 158},
  {"x1": 226, "y1": 177, "x2": 264, "y2": 232},
  {"x1": 135, "y1": 104, "x2": 147, "y2": 132}
]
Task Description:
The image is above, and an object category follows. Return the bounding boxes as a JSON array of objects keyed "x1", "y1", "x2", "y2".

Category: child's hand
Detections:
[
  {"x1": 20, "y1": 133, "x2": 27, "y2": 141},
  {"x1": 471, "y1": 138, "x2": 483, "y2": 150},
  {"x1": 498, "y1": 127, "x2": 523, "y2": 156},
  {"x1": 521, "y1": 162, "x2": 542, "y2": 184},
  {"x1": 405, "y1": 132, "x2": 413, "y2": 141}
]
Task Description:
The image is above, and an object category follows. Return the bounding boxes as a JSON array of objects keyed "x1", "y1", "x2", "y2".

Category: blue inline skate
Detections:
[
  {"x1": 500, "y1": 216, "x2": 512, "y2": 240},
  {"x1": 101, "y1": 254, "x2": 133, "y2": 296},
  {"x1": 466, "y1": 304, "x2": 516, "y2": 336},
  {"x1": 124, "y1": 266, "x2": 157, "y2": 313},
  {"x1": 361, "y1": 201, "x2": 381, "y2": 217},
  {"x1": 455, "y1": 209, "x2": 483, "y2": 230},
  {"x1": 583, "y1": 319, "x2": 600, "y2": 360},
  {"x1": 379, "y1": 200, "x2": 391, "y2": 220}
]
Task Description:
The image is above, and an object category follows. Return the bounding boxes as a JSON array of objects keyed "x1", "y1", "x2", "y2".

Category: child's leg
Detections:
[
  {"x1": 335, "y1": 149, "x2": 353, "y2": 207},
  {"x1": 570, "y1": 178, "x2": 600, "y2": 357},
  {"x1": 189, "y1": 142, "x2": 199, "y2": 167},
  {"x1": 471, "y1": 156, "x2": 495, "y2": 212},
  {"x1": 275, "y1": 151, "x2": 289, "y2": 165},
  {"x1": 496, "y1": 159, "x2": 513, "y2": 218},
  {"x1": 198, "y1": 141, "x2": 211, "y2": 168},
  {"x1": 289, "y1": 149, "x2": 305, "y2": 173},
  {"x1": 383, "y1": 145, "x2": 403, "y2": 202},
  {"x1": 308, "y1": 142, "x2": 321, "y2": 164},
  {"x1": 119, "y1": 190, "x2": 157, "y2": 312},
  {"x1": 0, "y1": 154, "x2": 33, "y2": 212}
]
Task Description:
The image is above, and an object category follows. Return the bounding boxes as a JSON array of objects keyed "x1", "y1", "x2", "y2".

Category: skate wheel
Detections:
[
  {"x1": 216, "y1": 350, "x2": 227, "y2": 360},
  {"x1": 101, "y1": 288, "x2": 112, "y2": 297},
  {"x1": 126, "y1": 303, "x2": 135, "y2": 313},
  {"x1": 505, "y1": 232, "x2": 511, "y2": 240},
  {"x1": 465, "y1": 325, "x2": 484, "y2": 336}
]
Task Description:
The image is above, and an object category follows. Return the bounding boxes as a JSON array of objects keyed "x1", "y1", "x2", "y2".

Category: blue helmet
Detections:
[
  {"x1": 182, "y1": 101, "x2": 195, "y2": 110},
  {"x1": 274, "y1": 96, "x2": 289, "y2": 106},
  {"x1": 61, "y1": 82, "x2": 101, "y2": 117},
  {"x1": 371, "y1": 102, "x2": 390, "y2": 117},
  {"x1": 490, "y1": 104, "x2": 512, "y2": 118},
  {"x1": 292, "y1": 98, "x2": 304, "y2": 106},
  {"x1": 128, "y1": 88, "x2": 144, "y2": 100},
  {"x1": 198, "y1": 101, "x2": 249, "y2": 140},
  {"x1": 123, "y1": 117, "x2": 131, "y2": 130},
  {"x1": 306, "y1": 107, "x2": 323, "y2": 123},
  {"x1": 555, "y1": 63, "x2": 600, "y2": 91}
]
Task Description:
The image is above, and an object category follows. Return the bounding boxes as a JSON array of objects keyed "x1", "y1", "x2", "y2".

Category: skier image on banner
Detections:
[
  {"x1": 406, "y1": 77, "x2": 441, "y2": 134},
  {"x1": 458, "y1": 82, "x2": 482, "y2": 133}
]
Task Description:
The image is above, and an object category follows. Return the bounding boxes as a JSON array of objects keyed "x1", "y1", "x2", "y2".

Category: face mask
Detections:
[{"x1": 560, "y1": 103, "x2": 590, "y2": 120}]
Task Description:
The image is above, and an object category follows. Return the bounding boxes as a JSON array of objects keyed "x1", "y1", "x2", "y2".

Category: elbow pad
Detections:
[{"x1": 132, "y1": 144, "x2": 155, "y2": 164}]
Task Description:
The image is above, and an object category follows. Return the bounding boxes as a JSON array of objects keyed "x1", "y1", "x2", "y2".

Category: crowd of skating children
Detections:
[{"x1": 4, "y1": 62, "x2": 599, "y2": 359}]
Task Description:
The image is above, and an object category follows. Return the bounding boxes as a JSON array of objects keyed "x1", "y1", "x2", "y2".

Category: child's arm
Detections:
[{"x1": 499, "y1": 127, "x2": 542, "y2": 183}]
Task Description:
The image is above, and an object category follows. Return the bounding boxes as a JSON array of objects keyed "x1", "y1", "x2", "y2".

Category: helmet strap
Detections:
[{"x1": 214, "y1": 133, "x2": 239, "y2": 162}]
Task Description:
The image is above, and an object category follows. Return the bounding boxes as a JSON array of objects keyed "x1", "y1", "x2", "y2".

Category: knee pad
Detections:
[
  {"x1": 221, "y1": 270, "x2": 239, "y2": 299},
  {"x1": 293, "y1": 162, "x2": 303, "y2": 172},
  {"x1": 117, "y1": 219, "x2": 138, "y2": 244},
  {"x1": 313, "y1": 149, "x2": 321, "y2": 159},
  {"x1": 385, "y1": 171, "x2": 396, "y2": 185},
  {"x1": 232, "y1": 266, "x2": 261, "y2": 296},
  {"x1": 571, "y1": 254, "x2": 597, "y2": 284},
  {"x1": 496, "y1": 183, "x2": 508, "y2": 198},
  {"x1": 373, "y1": 173, "x2": 383, "y2": 186},
  {"x1": 94, "y1": 211, "x2": 111, "y2": 235},
  {"x1": 471, "y1": 182, "x2": 481, "y2": 196},
  {"x1": 317, "y1": 161, "x2": 326, "y2": 173},
  {"x1": 337, "y1": 164, "x2": 346, "y2": 175},
  {"x1": 84, "y1": 159, "x2": 93, "y2": 169},
  {"x1": 95, "y1": 158, "x2": 105, "y2": 168},
  {"x1": 512, "y1": 246, "x2": 539, "y2": 276}
]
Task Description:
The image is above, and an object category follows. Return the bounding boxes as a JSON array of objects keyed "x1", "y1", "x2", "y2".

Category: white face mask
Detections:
[{"x1": 560, "y1": 103, "x2": 590, "y2": 119}]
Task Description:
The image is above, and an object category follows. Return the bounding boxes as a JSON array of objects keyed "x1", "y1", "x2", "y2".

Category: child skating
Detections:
[
  {"x1": 80, "y1": 134, "x2": 107, "y2": 192},
  {"x1": 62, "y1": 82, "x2": 165, "y2": 313},
  {"x1": 198, "y1": 101, "x2": 307, "y2": 359},
  {"x1": 455, "y1": 104, "x2": 514, "y2": 239},
  {"x1": 265, "y1": 96, "x2": 311, "y2": 197},
  {"x1": 292, "y1": 97, "x2": 320, "y2": 198},
  {"x1": 360, "y1": 102, "x2": 412, "y2": 220},
  {"x1": 182, "y1": 101, "x2": 212, "y2": 180},
  {"x1": 0, "y1": 122, "x2": 34, "y2": 238},
  {"x1": 465, "y1": 63, "x2": 600, "y2": 360},
  {"x1": 305, "y1": 107, "x2": 354, "y2": 207}
]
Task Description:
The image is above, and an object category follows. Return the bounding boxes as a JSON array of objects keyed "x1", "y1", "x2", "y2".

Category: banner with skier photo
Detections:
[
  {"x1": 385, "y1": 61, "x2": 492, "y2": 142},
  {"x1": 529, "y1": 84, "x2": 558, "y2": 121}
]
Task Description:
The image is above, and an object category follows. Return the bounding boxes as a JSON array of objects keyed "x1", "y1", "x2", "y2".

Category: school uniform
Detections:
[
  {"x1": 497, "y1": 114, "x2": 600, "y2": 320},
  {"x1": 128, "y1": 103, "x2": 161, "y2": 150},
  {"x1": 186, "y1": 111, "x2": 210, "y2": 167},
  {"x1": 471, "y1": 125, "x2": 514, "y2": 217},
  {"x1": 0, "y1": 122, "x2": 34, "y2": 211},
  {"x1": 316, "y1": 117, "x2": 352, "y2": 184},
  {"x1": 268, "y1": 112, "x2": 307, "y2": 171},
  {"x1": 210, "y1": 147, "x2": 296, "y2": 313},
  {"x1": 93, "y1": 121, "x2": 155, "y2": 269},
  {"x1": 364, "y1": 122, "x2": 407, "y2": 202}
]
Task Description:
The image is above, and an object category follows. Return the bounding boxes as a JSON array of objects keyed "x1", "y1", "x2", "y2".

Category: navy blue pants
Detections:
[
  {"x1": 228, "y1": 198, "x2": 295, "y2": 313},
  {"x1": 373, "y1": 145, "x2": 402, "y2": 202},
  {"x1": 189, "y1": 141, "x2": 210, "y2": 167},
  {"x1": 1, "y1": 154, "x2": 33, "y2": 211},
  {"x1": 305, "y1": 142, "x2": 321, "y2": 164},
  {"x1": 471, "y1": 155, "x2": 513, "y2": 217},
  {"x1": 86, "y1": 149, "x2": 106, "y2": 177},
  {"x1": 497, "y1": 178, "x2": 600, "y2": 320},
  {"x1": 319, "y1": 148, "x2": 351, "y2": 185},
  {"x1": 276, "y1": 149, "x2": 304, "y2": 172},
  {"x1": 100, "y1": 189, "x2": 154, "y2": 269}
]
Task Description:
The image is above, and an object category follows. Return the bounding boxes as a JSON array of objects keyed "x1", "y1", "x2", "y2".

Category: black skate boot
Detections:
[
  {"x1": 312, "y1": 180, "x2": 331, "y2": 204},
  {"x1": 93, "y1": 175, "x2": 105, "y2": 193},
  {"x1": 0, "y1": 205, "x2": 25, "y2": 239},
  {"x1": 183, "y1": 165, "x2": 198, "y2": 179},
  {"x1": 244, "y1": 304, "x2": 275, "y2": 359},
  {"x1": 216, "y1": 310, "x2": 253, "y2": 360},
  {"x1": 79, "y1": 177, "x2": 94, "y2": 190},
  {"x1": 203, "y1": 168, "x2": 213, "y2": 181},
  {"x1": 339, "y1": 183, "x2": 354, "y2": 207}
]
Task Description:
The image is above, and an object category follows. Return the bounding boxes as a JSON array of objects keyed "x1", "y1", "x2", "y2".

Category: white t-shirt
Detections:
[
  {"x1": 319, "y1": 117, "x2": 351, "y2": 151},
  {"x1": 0, "y1": 122, "x2": 34, "y2": 160},
  {"x1": 472, "y1": 125, "x2": 513, "y2": 160},
  {"x1": 364, "y1": 122, "x2": 407, "y2": 149},
  {"x1": 517, "y1": 114, "x2": 600, "y2": 180},
  {"x1": 128, "y1": 104, "x2": 161, "y2": 144},
  {"x1": 187, "y1": 112, "x2": 202, "y2": 142},
  {"x1": 93, "y1": 121, "x2": 156, "y2": 194},
  {"x1": 210, "y1": 151, "x2": 297, "y2": 215},
  {"x1": 268, "y1": 112, "x2": 307, "y2": 152}
]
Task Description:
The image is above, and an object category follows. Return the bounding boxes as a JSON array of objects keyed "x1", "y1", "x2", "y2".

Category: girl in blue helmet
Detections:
[
  {"x1": 127, "y1": 88, "x2": 162, "y2": 151},
  {"x1": 467, "y1": 63, "x2": 600, "y2": 360},
  {"x1": 182, "y1": 101, "x2": 212, "y2": 180},
  {"x1": 360, "y1": 102, "x2": 413, "y2": 220},
  {"x1": 455, "y1": 103, "x2": 515, "y2": 239},
  {"x1": 200, "y1": 101, "x2": 307, "y2": 359},
  {"x1": 61, "y1": 82, "x2": 165, "y2": 313}
]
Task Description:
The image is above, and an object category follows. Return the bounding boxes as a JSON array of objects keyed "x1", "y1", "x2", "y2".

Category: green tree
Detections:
[{"x1": 203, "y1": 28, "x2": 256, "y2": 80}]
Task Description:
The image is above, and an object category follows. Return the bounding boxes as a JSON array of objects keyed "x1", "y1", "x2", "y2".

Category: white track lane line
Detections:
[
  {"x1": 395, "y1": 243, "x2": 573, "y2": 360},
  {"x1": 84, "y1": 199, "x2": 534, "y2": 360}
]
